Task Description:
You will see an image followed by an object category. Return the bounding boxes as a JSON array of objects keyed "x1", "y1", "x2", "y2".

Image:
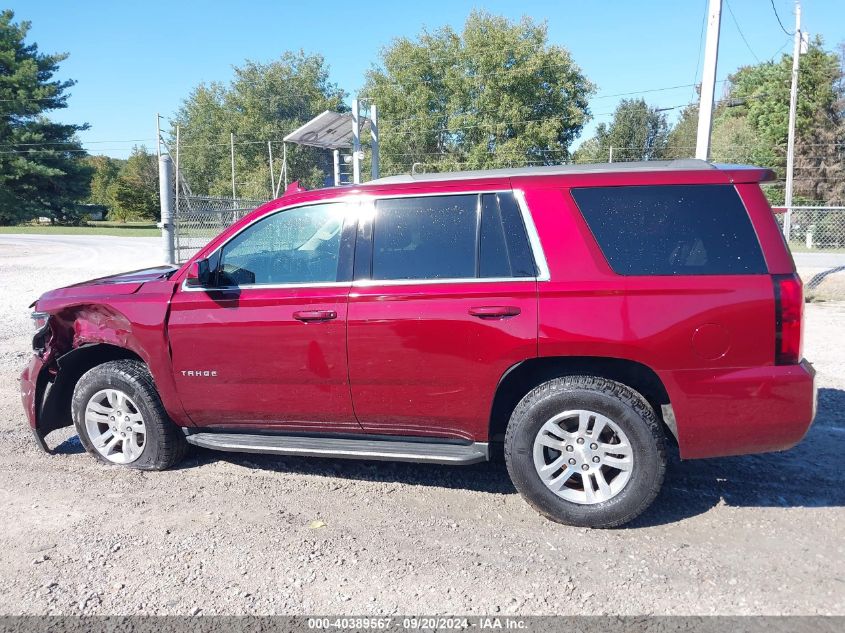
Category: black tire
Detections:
[
  {"x1": 504, "y1": 375, "x2": 666, "y2": 528},
  {"x1": 72, "y1": 359, "x2": 187, "y2": 471}
]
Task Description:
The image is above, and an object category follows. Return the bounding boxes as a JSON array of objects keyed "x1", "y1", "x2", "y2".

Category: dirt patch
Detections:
[{"x1": 0, "y1": 235, "x2": 842, "y2": 616}]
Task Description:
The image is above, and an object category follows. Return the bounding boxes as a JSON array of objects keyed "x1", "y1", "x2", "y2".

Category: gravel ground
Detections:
[{"x1": 0, "y1": 234, "x2": 843, "y2": 616}]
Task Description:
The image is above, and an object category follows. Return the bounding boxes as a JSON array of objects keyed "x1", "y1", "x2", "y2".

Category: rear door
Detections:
[{"x1": 346, "y1": 191, "x2": 540, "y2": 441}]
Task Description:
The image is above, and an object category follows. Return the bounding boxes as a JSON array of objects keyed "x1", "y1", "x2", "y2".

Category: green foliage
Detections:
[
  {"x1": 85, "y1": 155, "x2": 123, "y2": 208},
  {"x1": 573, "y1": 99, "x2": 668, "y2": 163},
  {"x1": 363, "y1": 11, "x2": 594, "y2": 174},
  {"x1": 173, "y1": 52, "x2": 347, "y2": 196},
  {"x1": 110, "y1": 146, "x2": 158, "y2": 222},
  {"x1": 723, "y1": 39, "x2": 840, "y2": 148},
  {"x1": 710, "y1": 116, "x2": 776, "y2": 166},
  {"x1": 0, "y1": 10, "x2": 92, "y2": 225},
  {"x1": 664, "y1": 105, "x2": 698, "y2": 159}
]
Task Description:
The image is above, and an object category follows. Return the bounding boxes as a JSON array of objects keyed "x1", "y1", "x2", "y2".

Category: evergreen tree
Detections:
[{"x1": 0, "y1": 10, "x2": 91, "y2": 224}]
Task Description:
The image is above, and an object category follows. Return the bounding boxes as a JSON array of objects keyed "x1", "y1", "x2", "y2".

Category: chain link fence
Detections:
[
  {"x1": 174, "y1": 196, "x2": 267, "y2": 262},
  {"x1": 775, "y1": 207, "x2": 845, "y2": 253}
]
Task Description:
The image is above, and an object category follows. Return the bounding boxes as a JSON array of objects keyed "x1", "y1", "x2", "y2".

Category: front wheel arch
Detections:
[{"x1": 36, "y1": 343, "x2": 144, "y2": 441}]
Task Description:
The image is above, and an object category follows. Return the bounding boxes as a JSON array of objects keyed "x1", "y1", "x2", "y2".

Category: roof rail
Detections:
[{"x1": 367, "y1": 159, "x2": 725, "y2": 185}]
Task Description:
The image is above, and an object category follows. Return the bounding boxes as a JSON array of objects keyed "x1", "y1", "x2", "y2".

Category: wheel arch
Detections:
[
  {"x1": 36, "y1": 343, "x2": 145, "y2": 438},
  {"x1": 489, "y1": 356, "x2": 675, "y2": 446}
]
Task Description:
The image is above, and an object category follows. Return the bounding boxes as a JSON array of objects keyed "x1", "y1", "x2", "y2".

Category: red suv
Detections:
[{"x1": 20, "y1": 160, "x2": 817, "y2": 527}]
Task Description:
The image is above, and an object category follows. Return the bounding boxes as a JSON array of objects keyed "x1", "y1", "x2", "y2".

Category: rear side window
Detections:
[
  {"x1": 571, "y1": 184, "x2": 766, "y2": 275},
  {"x1": 370, "y1": 192, "x2": 536, "y2": 281}
]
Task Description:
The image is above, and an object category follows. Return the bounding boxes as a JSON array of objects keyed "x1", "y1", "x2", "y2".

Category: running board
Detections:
[{"x1": 185, "y1": 432, "x2": 489, "y2": 465}]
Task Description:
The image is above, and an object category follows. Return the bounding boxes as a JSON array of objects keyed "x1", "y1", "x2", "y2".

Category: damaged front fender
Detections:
[{"x1": 22, "y1": 305, "x2": 147, "y2": 452}]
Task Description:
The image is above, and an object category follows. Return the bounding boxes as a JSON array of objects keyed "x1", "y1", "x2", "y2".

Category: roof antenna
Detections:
[{"x1": 411, "y1": 162, "x2": 424, "y2": 176}]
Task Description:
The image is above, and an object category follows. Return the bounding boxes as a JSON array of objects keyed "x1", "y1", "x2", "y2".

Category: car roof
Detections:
[{"x1": 272, "y1": 160, "x2": 774, "y2": 208}]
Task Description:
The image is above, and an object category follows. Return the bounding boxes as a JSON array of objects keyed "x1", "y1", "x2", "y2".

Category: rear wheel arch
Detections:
[{"x1": 489, "y1": 356, "x2": 675, "y2": 445}]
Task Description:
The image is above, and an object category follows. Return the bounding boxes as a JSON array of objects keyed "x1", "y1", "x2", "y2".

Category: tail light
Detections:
[{"x1": 773, "y1": 273, "x2": 803, "y2": 365}]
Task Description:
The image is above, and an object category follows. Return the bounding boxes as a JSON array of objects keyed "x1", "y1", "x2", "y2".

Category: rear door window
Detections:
[
  {"x1": 372, "y1": 195, "x2": 478, "y2": 280},
  {"x1": 369, "y1": 193, "x2": 537, "y2": 281},
  {"x1": 570, "y1": 184, "x2": 767, "y2": 275}
]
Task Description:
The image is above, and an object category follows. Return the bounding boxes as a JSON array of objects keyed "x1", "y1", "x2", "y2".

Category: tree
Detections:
[
  {"x1": 664, "y1": 105, "x2": 698, "y2": 159},
  {"x1": 172, "y1": 52, "x2": 346, "y2": 196},
  {"x1": 723, "y1": 39, "x2": 840, "y2": 149},
  {"x1": 791, "y1": 42, "x2": 845, "y2": 207},
  {"x1": 713, "y1": 38, "x2": 843, "y2": 209},
  {"x1": 111, "y1": 146, "x2": 158, "y2": 222},
  {"x1": 363, "y1": 11, "x2": 595, "y2": 175},
  {"x1": 85, "y1": 155, "x2": 122, "y2": 209},
  {"x1": 0, "y1": 10, "x2": 91, "y2": 224},
  {"x1": 573, "y1": 98, "x2": 669, "y2": 163}
]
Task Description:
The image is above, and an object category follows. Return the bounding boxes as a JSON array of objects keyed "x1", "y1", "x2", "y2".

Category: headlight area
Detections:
[
  {"x1": 31, "y1": 311, "x2": 48, "y2": 331},
  {"x1": 31, "y1": 312, "x2": 50, "y2": 354}
]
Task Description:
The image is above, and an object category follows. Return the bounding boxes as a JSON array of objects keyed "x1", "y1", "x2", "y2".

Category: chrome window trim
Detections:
[
  {"x1": 512, "y1": 188, "x2": 550, "y2": 281},
  {"x1": 180, "y1": 187, "x2": 552, "y2": 291},
  {"x1": 180, "y1": 280, "x2": 352, "y2": 293},
  {"x1": 351, "y1": 277, "x2": 536, "y2": 288},
  {"x1": 356, "y1": 189, "x2": 507, "y2": 201}
]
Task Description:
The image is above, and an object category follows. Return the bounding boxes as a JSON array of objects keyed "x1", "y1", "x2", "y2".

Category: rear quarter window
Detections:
[{"x1": 570, "y1": 184, "x2": 767, "y2": 275}]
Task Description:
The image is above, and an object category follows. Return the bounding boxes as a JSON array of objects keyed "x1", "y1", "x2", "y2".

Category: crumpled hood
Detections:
[{"x1": 36, "y1": 265, "x2": 178, "y2": 308}]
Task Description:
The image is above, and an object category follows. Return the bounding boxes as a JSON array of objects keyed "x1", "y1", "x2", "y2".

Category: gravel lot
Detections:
[{"x1": 0, "y1": 234, "x2": 843, "y2": 616}]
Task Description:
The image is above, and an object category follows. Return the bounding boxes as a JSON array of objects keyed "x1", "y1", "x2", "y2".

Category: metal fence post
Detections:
[
  {"x1": 333, "y1": 149, "x2": 341, "y2": 186},
  {"x1": 370, "y1": 103, "x2": 379, "y2": 181},
  {"x1": 158, "y1": 155, "x2": 176, "y2": 265},
  {"x1": 352, "y1": 99, "x2": 361, "y2": 184}
]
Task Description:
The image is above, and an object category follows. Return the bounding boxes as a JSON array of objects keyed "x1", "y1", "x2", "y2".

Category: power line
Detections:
[
  {"x1": 769, "y1": 0, "x2": 795, "y2": 36},
  {"x1": 0, "y1": 138, "x2": 155, "y2": 148},
  {"x1": 725, "y1": 0, "x2": 761, "y2": 63},
  {"x1": 691, "y1": 0, "x2": 709, "y2": 101}
]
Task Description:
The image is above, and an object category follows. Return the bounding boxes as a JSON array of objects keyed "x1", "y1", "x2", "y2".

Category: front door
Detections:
[{"x1": 168, "y1": 201, "x2": 360, "y2": 432}]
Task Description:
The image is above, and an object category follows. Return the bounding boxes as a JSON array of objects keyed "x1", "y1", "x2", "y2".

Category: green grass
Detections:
[{"x1": 0, "y1": 222, "x2": 159, "y2": 237}]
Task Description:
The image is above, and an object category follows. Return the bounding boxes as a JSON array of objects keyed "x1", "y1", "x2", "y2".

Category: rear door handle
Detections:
[
  {"x1": 293, "y1": 310, "x2": 337, "y2": 322},
  {"x1": 468, "y1": 306, "x2": 521, "y2": 319}
]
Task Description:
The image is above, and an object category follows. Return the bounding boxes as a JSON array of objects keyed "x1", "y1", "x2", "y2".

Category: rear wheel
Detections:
[
  {"x1": 72, "y1": 360, "x2": 187, "y2": 470},
  {"x1": 505, "y1": 375, "x2": 666, "y2": 528}
]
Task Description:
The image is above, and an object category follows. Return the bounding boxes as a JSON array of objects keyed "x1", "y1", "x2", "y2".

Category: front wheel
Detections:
[
  {"x1": 72, "y1": 360, "x2": 187, "y2": 470},
  {"x1": 504, "y1": 376, "x2": 666, "y2": 528}
]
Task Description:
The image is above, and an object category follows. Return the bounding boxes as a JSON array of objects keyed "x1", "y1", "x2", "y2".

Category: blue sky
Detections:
[{"x1": 8, "y1": 0, "x2": 844, "y2": 159}]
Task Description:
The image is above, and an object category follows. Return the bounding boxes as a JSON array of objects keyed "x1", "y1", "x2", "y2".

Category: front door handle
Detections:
[
  {"x1": 468, "y1": 306, "x2": 521, "y2": 319},
  {"x1": 293, "y1": 310, "x2": 337, "y2": 322}
]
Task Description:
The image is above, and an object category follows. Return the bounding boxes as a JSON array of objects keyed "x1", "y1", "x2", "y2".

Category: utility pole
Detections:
[
  {"x1": 783, "y1": 0, "x2": 802, "y2": 241},
  {"x1": 695, "y1": 0, "x2": 722, "y2": 160}
]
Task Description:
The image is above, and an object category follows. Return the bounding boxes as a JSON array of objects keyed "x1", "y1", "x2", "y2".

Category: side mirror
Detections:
[{"x1": 185, "y1": 258, "x2": 212, "y2": 288}]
